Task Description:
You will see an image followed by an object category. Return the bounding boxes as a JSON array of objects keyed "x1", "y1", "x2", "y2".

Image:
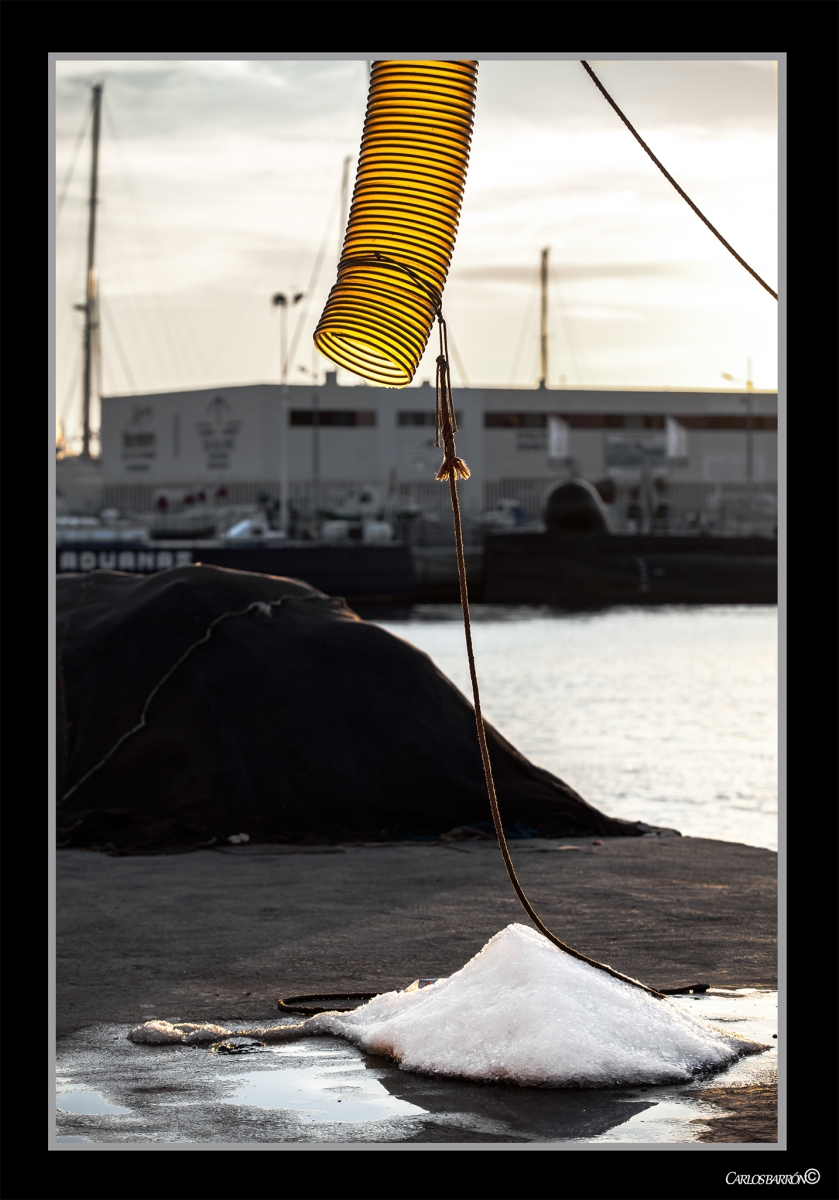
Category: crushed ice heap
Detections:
[
  {"x1": 130, "y1": 924, "x2": 765, "y2": 1087},
  {"x1": 307, "y1": 925, "x2": 763, "y2": 1086}
]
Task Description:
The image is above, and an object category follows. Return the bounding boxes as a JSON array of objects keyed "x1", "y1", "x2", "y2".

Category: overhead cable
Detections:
[{"x1": 581, "y1": 61, "x2": 778, "y2": 301}]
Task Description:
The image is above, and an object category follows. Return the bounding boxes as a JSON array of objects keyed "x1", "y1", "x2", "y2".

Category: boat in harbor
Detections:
[{"x1": 56, "y1": 535, "x2": 417, "y2": 601}]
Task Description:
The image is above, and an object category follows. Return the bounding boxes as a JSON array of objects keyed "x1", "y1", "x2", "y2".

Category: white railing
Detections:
[{"x1": 99, "y1": 476, "x2": 778, "y2": 541}]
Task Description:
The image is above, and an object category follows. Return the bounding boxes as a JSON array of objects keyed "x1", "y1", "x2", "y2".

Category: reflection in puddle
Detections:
[
  {"x1": 670, "y1": 990, "x2": 777, "y2": 1081},
  {"x1": 588, "y1": 1098, "x2": 714, "y2": 1143},
  {"x1": 56, "y1": 1088, "x2": 131, "y2": 1115},
  {"x1": 223, "y1": 1049, "x2": 426, "y2": 1123},
  {"x1": 582, "y1": 989, "x2": 777, "y2": 1143},
  {"x1": 55, "y1": 990, "x2": 776, "y2": 1143}
]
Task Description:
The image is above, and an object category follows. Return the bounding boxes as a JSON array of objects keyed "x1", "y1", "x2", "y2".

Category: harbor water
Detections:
[{"x1": 372, "y1": 605, "x2": 778, "y2": 852}]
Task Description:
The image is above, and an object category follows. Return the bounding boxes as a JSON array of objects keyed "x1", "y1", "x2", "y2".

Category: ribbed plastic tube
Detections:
[{"x1": 314, "y1": 60, "x2": 478, "y2": 387}]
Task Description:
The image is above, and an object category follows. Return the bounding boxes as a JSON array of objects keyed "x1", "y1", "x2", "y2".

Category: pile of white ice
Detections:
[
  {"x1": 129, "y1": 925, "x2": 765, "y2": 1087},
  {"x1": 305, "y1": 924, "x2": 763, "y2": 1087}
]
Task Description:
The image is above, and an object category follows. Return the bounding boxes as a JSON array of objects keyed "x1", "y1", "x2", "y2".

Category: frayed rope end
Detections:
[{"x1": 436, "y1": 457, "x2": 471, "y2": 481}]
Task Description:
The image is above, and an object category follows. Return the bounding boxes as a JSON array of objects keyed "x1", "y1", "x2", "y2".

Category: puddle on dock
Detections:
[
  {"x1": 55, "y1": 989, "x2": 777, "y2": 1144},
  {"x1": 220, "y1": 1044, "x2": 426, "y2": 1124},
  {"x1": 56, "y1": 1079, "x2": 131, "y2": 1115}
]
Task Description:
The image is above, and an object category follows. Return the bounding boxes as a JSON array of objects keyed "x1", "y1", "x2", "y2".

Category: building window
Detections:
[
  {"x1": 484, "y1": 413, "x2": 775, "y2": 431},
  {"x1": 559, "y1": 415, "x2": 665, "y2": 429},
  {"x1": 399, "y1": 412, "x2": 435, "y2": 426},
  {"x1": 290, "y1": 410, "x2": 376, "y2": 427},
  {"x1": 677, "y1": 415, "x2": 778, "y2": 431},
  {"x1": 398, "y1": 412, "x2": 462, "y2": 426},
  {"x1": 484, "y1": 413, "x2": 547, "y2": 428}
]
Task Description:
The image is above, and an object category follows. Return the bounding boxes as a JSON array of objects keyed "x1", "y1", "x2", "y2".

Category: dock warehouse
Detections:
[{"x1": 67, "y1": 374, "x2": 777, "y2": 531}]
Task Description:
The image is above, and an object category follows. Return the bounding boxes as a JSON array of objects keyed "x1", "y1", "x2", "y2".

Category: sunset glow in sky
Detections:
[{"x1": 54, "y1": 57, "x2": 779, "y2": 449}]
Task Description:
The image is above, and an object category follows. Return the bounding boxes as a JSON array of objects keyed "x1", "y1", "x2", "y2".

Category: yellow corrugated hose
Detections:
[{"x1": 314, "y1": 60, "x2": 478, "y2": 387}]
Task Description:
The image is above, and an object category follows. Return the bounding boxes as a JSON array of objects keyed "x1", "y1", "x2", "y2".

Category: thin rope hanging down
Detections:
[
  {"x1": 581, "y1": 61, "x2": 778, "y2": 301},
  {"x1": 433, "y1": 314, "x2": 663, "y2": 1001}
]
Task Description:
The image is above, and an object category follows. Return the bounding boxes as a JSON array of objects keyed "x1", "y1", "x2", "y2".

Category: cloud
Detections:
[
  {"x1": 475, "y1": 60, "x2": 777, "y2": 134},
  {"x1": 455, "y1": 262, "x2": 683, "y2": 285},
  {"x1": 55, "y1": 60, "x2": 368, "y2": 141}
]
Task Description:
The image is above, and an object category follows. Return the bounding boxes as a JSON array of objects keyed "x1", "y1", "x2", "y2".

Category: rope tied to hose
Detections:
[{"x1": 434, "y1": 320, "x2": 470, "y2": 483}]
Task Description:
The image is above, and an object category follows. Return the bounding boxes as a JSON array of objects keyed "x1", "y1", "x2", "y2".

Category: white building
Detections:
[{"x1": 83, "y1": 375, "x2": 777, "y2": 528}]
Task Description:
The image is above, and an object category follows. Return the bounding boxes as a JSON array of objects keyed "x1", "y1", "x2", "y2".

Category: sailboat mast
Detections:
[
  {"x1": 338, "y1": 154, "x2": 352, "y2": 264},
  {"x1": 81, "y1": 83, "x2": 103, "y2": 458},
  {"x1": 539, "y1": 246, "x2": 549, "y2": 388}
]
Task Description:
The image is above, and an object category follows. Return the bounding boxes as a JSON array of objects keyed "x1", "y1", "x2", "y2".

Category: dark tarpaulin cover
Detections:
[{"x1": 56, "y1": 565, "x2": 661, "y2": 854}]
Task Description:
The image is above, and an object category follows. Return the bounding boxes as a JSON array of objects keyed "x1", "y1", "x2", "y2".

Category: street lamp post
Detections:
[
  {"x1": 272, "y1": 291, "x2": 304, "y2": 386},
  {"x1": 296, "y1": 364, "x2": 321, "y2": 520},
  {"x1": 272, "y1": 292, "x2": 304, "y2": 533}
]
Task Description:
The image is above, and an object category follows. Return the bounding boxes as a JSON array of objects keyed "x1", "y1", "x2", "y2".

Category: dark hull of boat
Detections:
[
  {"x1": 484, "y1": 532, "x2": 777, "y2": 605},
  {"x1": 56, "y1": 541, "x2": 417, "y2": 600}
]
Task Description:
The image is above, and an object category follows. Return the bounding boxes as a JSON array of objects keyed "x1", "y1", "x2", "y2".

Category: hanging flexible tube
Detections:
[{"x1": 314, "y1": 60, "x2": 478, "y2": 386}]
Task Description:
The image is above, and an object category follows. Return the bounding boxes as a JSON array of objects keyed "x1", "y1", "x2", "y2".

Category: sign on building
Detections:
[
  {"x1": 196, "y1": 395, "x2": 243, "y2": 472},
  {"x1": 605, "y1": 433, "x2": 666, "y2": 469},
  {"x1": 548, "y1": 416, "x2": 570, "y2": 460},
  {"x1": 666, "y1": 416, "x2": 688, "y2": 462},
  {"x1": 121, "y1": 405, "x2": 157, "y2": 473}
]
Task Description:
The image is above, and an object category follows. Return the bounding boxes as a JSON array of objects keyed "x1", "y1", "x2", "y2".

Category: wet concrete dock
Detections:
[{"x1": 55, "y1": 835, "x2": 778, "y2": 1144}]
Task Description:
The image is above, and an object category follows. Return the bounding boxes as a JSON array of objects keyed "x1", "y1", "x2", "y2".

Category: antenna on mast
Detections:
[
  {"x1": 80, "y1": 83, "x2": 103, "y2": 458},
  {"x1": 539, "y1": 247, "x2": 549, "y2": 388}
]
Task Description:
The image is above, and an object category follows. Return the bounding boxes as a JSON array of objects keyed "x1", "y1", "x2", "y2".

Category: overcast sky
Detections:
[{"x1": 54, "y1": 57, "x2": 778, "y2": 449}]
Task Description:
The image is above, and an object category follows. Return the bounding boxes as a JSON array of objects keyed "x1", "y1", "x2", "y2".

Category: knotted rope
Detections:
[{"x1": 432, "y1": 311, "x2": 664, "y2": 999}]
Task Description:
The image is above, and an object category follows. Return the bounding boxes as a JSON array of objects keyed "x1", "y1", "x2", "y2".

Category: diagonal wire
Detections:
[
  {"x1": 206, "y1": 177, "x2": 339, "y2": 384},
  {"x1": 58, "y1": 340, "x2": 83, "y2": 439},
  {"x1": 56, "y1": 104, "x2": 92, "y2": 226},
  {"x1": 99, "y1": 289, "x2": 138, "y2": 392},
  {"x1": 103, "y1": 96, "x2": 204, "y2": 383},
  {"x1": 581, "y1": 61, "x2": 778, "y2": 301},
  {"x1": 284, "y1": 182, "x2": 343, "y2": 379},
  {"x1": 552, "y1": 271, "x2": 588, "y2": 386},
  {"x1": 509, "y1": 265, "x2": 540, "y2": 385},
  {"x1": 446, "y1": 324, "x2": 470, "y2": 387}
]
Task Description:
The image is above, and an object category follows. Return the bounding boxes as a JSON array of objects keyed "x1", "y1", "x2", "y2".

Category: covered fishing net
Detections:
[
  {"x1": 129, "y1": 925, "x2": 762, "y2": 1087},
  {"x1": 57, "y1": 567, "x2": 661, "y2": 853}
]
